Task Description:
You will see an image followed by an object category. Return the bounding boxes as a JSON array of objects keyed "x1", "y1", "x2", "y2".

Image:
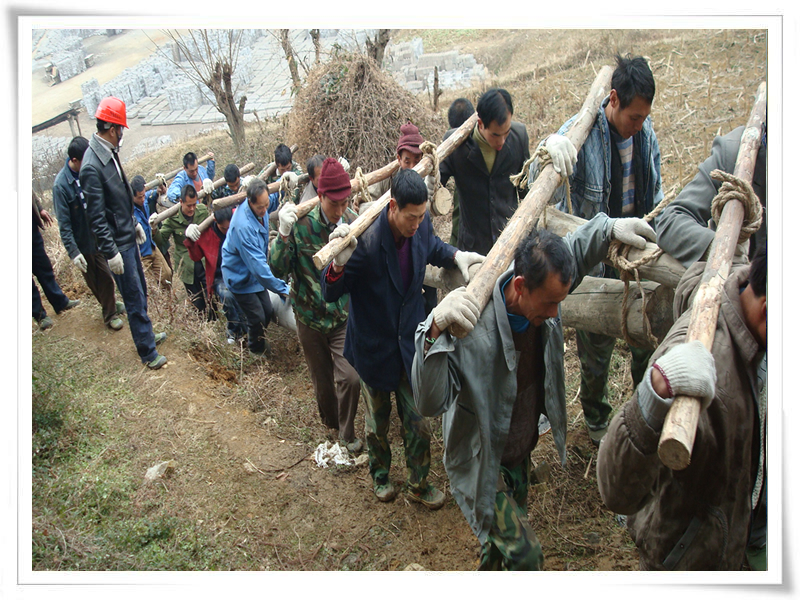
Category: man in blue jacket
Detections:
[
  {"x1": 53, "y1": 136, "x2": 123, "y2": 331},
  {"x1": 321, "y1": 169, "x2": 484, "y2": 509},
  {"x1": 529, "y1": 54, "x2": 664, "y2": 446},
  {"x1": 221, "y1": 178, "x2": 289, "y2": 356},
  {"x1": 167, "y1": 151, "x2": 216, "y2": 204}
]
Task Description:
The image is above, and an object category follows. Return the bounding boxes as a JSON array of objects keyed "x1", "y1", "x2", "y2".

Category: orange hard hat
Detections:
[{"x1": 95, "y1": 96, "x2": 128, "y2": 128}]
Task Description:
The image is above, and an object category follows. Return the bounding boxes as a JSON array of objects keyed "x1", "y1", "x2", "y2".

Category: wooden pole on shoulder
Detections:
[
  {"x1": 311, "y1": 112, "x2": 480, "y2": 270},
  {"x1": 446, "y1": 66, "x2": 614, "y2": 338},
  {"x1": 144, "y1": 152, "x2": 213, "y2": 191},
  {"x1": 657, "y1": 82, "x2": 766, "y2": 471}
]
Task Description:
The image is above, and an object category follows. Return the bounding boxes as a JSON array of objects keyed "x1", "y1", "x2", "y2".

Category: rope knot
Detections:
[{"x1": 709, "y1": 169, "x2": 763, "y2": 243}]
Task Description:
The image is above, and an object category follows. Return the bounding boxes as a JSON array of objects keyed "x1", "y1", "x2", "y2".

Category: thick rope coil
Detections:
[
  {"x1": 420, "y1": 141, "x2": 441, "y2": 198},
  {"x1": 155, "y1": 173, "x2": 167, "y2": 188},
  {"x1": 278, "y1": 174, "x2": 291, "y2": 207},
  {"x1": 709, "y1": 169, "x2": 763, "y2": 243},
  {"x1": 353, "y1": 167, "x2": 371, "y2": 211}
]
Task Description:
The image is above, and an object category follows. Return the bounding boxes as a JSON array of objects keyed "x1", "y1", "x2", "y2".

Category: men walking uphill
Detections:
[
  {"x1": 269, "y1": 158, "x2": 363, "y2": 453},
  {"x1": 80, "y1": 96, "x2": 167, "y2": 369},
  {"x1": 411, "y1": 213, "x2": 657, "y2": 570},
  {"x1": 221, "y1": 178, "x2": 290, "y2": 356},
  {"x1": 167, "y1": 151, "x2": 216, "y2": 204},
  {"x1": 131, "y1": 175, "x2": 172, "y2": 290},
  {"x1": 52, "y1": 136, "x2": 123, "y2": 331},
  {"x1": 321, "y1": 168, "x2": 485, "y2": 509},
  {"x1": 159, "y1": 185, "x2": 210, "y2": 316},
  {"x1": 597, "y1": 243, "x2": 767, "y2": 570},
  {"x1": 531, "y1": 54, "x2": 663, "y2": 446},
  {"x1": 439, "y1": 87, "x2": 530, "y2": 255}
]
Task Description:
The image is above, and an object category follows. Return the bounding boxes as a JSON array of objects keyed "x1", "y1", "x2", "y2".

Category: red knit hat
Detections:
[
  {"x1": 396, "y1": 122, "x2": 423, "y2": 156},
  {"x1": 316, "y1": 157, "x2": 352, "y2": 201}
]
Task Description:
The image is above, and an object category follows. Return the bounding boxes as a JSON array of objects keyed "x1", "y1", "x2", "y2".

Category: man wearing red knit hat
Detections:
[
  {"x1": 367, "y1": 121, "x2": 432, "y2": 204},
  {"x1": 269, "y1": 158, "x2": 363, "y2": 452}
]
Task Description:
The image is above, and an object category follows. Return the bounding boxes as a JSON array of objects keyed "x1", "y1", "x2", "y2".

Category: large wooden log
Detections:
[
  {"x1": 658, "y1": 81, "x2": 767, "y2": 471},
  {"x1": 144, "y1": 152, "x2": 213, "y2": 192},
  {"x1": 561, "y1": 277, "x2": 674, "y2": 350},
  {"x1": 311, "y1": 112, "x2": 480, "y2": 270},
  {"x1": 448, "y1": 66, "x2": 614, "y2": 338},
  {"x1": 150, "y1": 162, "x2": 256, "y2": 226},
  {"x1": 209, "y1": 173, "x2": 310, "y2": 211},
  {"x1": 541, "y1": 207, "x2": 687, "y2": 288}
]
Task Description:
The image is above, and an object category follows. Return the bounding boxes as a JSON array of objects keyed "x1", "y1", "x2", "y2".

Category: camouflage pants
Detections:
[
  {"x1": 478, "y1": 456, "x2": 544, "y2": 571},
  {"x1": 361, "y1": 372, "x2": 431, "y2": 493},
  {"x1": 576, "y1": 329, "x2": 651, "y2": 430}
]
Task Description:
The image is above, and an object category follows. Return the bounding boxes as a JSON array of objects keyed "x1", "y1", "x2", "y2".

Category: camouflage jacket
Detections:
[{"x1": 268, "y1": 204, "x2": 357, "y2": 333}]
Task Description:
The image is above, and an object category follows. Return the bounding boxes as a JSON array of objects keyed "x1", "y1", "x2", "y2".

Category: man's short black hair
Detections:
[
  {"x1": 514, "y1": 228, "x2": 575, "y2": 291},
  {"x1": 67, "y1": 136, "x2": 89, "y2": 162},
  {"x1": 223, "y1": 163, "x2": 240, "y2": 183},
  {"x1": 214, "y1": 206, "x2": 234, "y2": 224},
  {"x1": 306, "y1": 154, "x2": 325, "y2": 180},
  {"x1": 131, "y1": 175, "x2": 146, "y2": 194},
  {"x1": 275, "y1": 144, "x2": 292, "y2": 167},
  {"x1": 749, "y1": 240, "x2": 766, "y2": 298},
  {"x1": 448, "y1": 97, "x2": 475, "y2": 129},
  {"x1": 183, "y1": 152, "x2": 198, "y2": 168},
  {"x1": 391, "y1": 168, "x2": 428, "y2": 210},
  {"x1": 476, "y1": 88, "x2": 513, "y2": 129},
  {"x1": 611, "y1": 54, "x2": 656, "y2": 110},
  {"x1": 181, "y1": 184, "x2": 198, "y2": 202},
  {"x1": 247, "y1": 178, "x2": 268, "y2": 205}
]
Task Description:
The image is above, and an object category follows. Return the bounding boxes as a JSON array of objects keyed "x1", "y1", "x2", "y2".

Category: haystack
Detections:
[{"x1": 287, "y1": 53, "x2": 445, "y2": 172}]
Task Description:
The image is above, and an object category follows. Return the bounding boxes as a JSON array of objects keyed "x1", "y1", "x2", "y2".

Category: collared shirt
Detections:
[
  {"x1": 92, "y1": 133, "x2": 122, "y2": 179},
  {"x1": 472, "y1": 126, "x2": 497, "y2": 174}
]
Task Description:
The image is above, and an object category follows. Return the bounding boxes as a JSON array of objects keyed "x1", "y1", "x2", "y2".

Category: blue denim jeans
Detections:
[
  {"x1": 213, "y1": 277, "x2": 247, "y2": 339},
  {"x1": 32, "y1": 224, "x2": 70, "y2": 319},
  {"x1": 112, "y1": 245, "x2": 158, "y2": 364}
]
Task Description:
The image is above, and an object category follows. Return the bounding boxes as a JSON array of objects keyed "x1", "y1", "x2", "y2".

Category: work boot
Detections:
[
  {"x1": 146, "y1": 354, "x2": 167, "y2": 370},
  {"x1": 58, "y1": 299, "x2": 80, "y2": 313},
  {"x1": 108, "y1": 317, "x2": 124, "y2": 331},
  {"x1": 345, "y1": 438, "x2": 364, "y2": 454},
  {"x1": 588, "y1": 423, "x2": 608, "y2": 448},
  {"x1": 374, "y1": 479, "x2": 397, "y2": 503},
  {"x1": 115, "y1": 301, "x2": 126, "y2": 315},
  {"x1": 38, "y1": 316, "x2": 54, "y2": 331},
  {"x1": 407, "y1": 484, "x2": 446, "y2": 510},
  {"x1": 154, "y1": 332, "x2": 167, "y2": 345}
]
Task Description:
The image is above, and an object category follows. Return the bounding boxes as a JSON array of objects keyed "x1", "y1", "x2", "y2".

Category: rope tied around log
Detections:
[
  {"x1": 278, "y1": 174, "x2": 292, "y2": 208},
  {"x1": 353, "y1": 166, "x2": 371, "y2": 211},
  {"x1": 524, "y1": 146, "x2": 573, "y2": 230},
  {"x1": 709, "y1": 169, "x2": 763, "y2": 243},
  {"x1": 420, "y1": 141, "x2": 441, "y2": 197}
]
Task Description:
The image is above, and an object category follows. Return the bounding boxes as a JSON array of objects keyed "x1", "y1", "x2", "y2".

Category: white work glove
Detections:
[
  {"x1": 653, "y1": 340, "x2": 717, "y2": 408},
  {"x1": 185, "y1": 223, "x2": 201, "y2": 242},
  {"x1": 453, "y1": 251, "x2": 485, "y2": 283},
  {"x1": 424, "y1": 174, "x2": 436, "y2": 198},
  {"x1": 432, "y1": 286, "x2": 481, "y2": 334},
  {"x1": 281, "y1": 171, "x2": 299, "y2": 190},
  {"x1": 135, "y1": 222, "x2": 147, "y2": 245},
  {"x1": 337, "y1": 157, "x2": 350, "y2": 172},
  {"x1": 545, "y1": 134, "x2": 578, "y2": 177},
  {"x1": 108, "y1": 252, "x2": 125, "y2": 275},
  {"x1": 241, "y1": 175, "x2": 254, "y2": 191},
  {"x1": 73, "y1": 253, "x2": 88, "y2": 273},
  {"x1": 202, "y1": 178, "x2": 214, "y2": 196},
  {"x1": 611, "y1": 217, "x2": 657, "y2": 250},
  {"x1": 278, "y1": 202, "x2": 298, "y2": 237},
  {"x1": 149, "y1": 211, "x2": 159, "y2": 227},
  {"x1": 330, "y1": 223, "x2": 357, "y2": 267}
]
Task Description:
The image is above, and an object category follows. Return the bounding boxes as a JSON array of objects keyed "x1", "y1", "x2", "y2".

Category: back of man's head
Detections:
[
  {"x1": 514, "y1": 228, "x2": 575, "y2": 291},
  {"x1": 476, "y1": 88, "x2": 513, "y2": 128},
  {"x1": 247, "y1": 178, "x2": 268, "y2": 205},
  {"x1": 224, "y1": 163, "x2": 240, "y2": 183},
  {"x1": 749, "y1": 241, "x2": 766, "y2": 298},
  {"x1": 391, "y1": 168, "x2": 428, "y2": 209},
  {"x1": 275, "y1": 144, "x2": 292, "y2": 167},
  {"x1": 68, "y1": 136, "x2": 89, "y2": 162},
  {"x1": 181, "y1": 184, "x2": 198, "y2": 203},
  {"x1": 214, "y1": 206, "x2": 234, "y2": 224},
  {"x1": 448, "y1": 97, "x2": 475, "y2": 129},
  {"x1": 611, "y1": 54, "x2": 655, "y2": 109},
  {"x1": 183, "y1": 152, "x2": 198, "y2": 169},
  {"x1": 131, "y1": 175, "x2": 146, "y2": 195}
]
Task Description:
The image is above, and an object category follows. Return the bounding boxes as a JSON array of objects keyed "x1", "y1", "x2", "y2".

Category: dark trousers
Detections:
[
  {"x1": 296, "y1": 320, "x2": 360, "y2": 443},
  {"x1": 232, "y1": 288, "x2": 274, "y2": 353},
  {"x1": 184, "y1": 260, "x2": 209, "y2": 317},
  {"x1": 112, "y1": 245, "x2": 158, "y2": 364},
  {"x1": 32, "y1": 224, "x2": 70, "y2": 320},
  {"x1": 82, "y1": 252, "x2": 118, "y2": 325}
]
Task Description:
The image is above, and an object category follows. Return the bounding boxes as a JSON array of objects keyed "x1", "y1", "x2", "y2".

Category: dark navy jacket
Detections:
[{"x1": 321, "y1": 206, "x2": 457, "y2": 391}]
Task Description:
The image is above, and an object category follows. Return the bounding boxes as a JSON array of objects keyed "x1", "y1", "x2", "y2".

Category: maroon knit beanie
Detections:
[
  {"x1": 396, "y1": 122, "x2": 424, "y2": 156},
  {"x1": 316, "y1": 157, "x2": 352, "y2": 201}
]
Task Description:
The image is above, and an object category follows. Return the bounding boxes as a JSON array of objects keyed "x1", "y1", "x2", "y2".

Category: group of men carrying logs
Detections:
[{"x1": 35, "y1": 50, "x2": 767, "y2": 572}]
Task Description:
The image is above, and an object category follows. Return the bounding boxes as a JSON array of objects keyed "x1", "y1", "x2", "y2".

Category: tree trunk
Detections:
[
  {"x1": 280, "y1": 29, "x2": 301, "y2": 91},
  {"x1": 433, "y1": 66, "x2": 443, "y2": 112},
  {"x1": 366, "y1": 29, "x2": 391, "y2": 66},
  {"x1": 310, "y1": 29, "x2": 321, "y2": 64}
]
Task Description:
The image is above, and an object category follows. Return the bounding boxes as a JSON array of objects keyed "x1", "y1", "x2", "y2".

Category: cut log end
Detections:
[{"x1": 657, "y1": 438, "x2": 692, "y2": 471}]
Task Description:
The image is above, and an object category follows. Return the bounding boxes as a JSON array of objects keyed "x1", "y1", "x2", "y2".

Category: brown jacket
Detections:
[{"x1": 597, "y1": 262, "x2": 765, "y2": 570}]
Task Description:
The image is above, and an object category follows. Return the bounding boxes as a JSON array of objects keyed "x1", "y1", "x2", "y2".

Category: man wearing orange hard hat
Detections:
[{"x1": 80, "y1": 96, "x2": 168, "y2": 369}]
